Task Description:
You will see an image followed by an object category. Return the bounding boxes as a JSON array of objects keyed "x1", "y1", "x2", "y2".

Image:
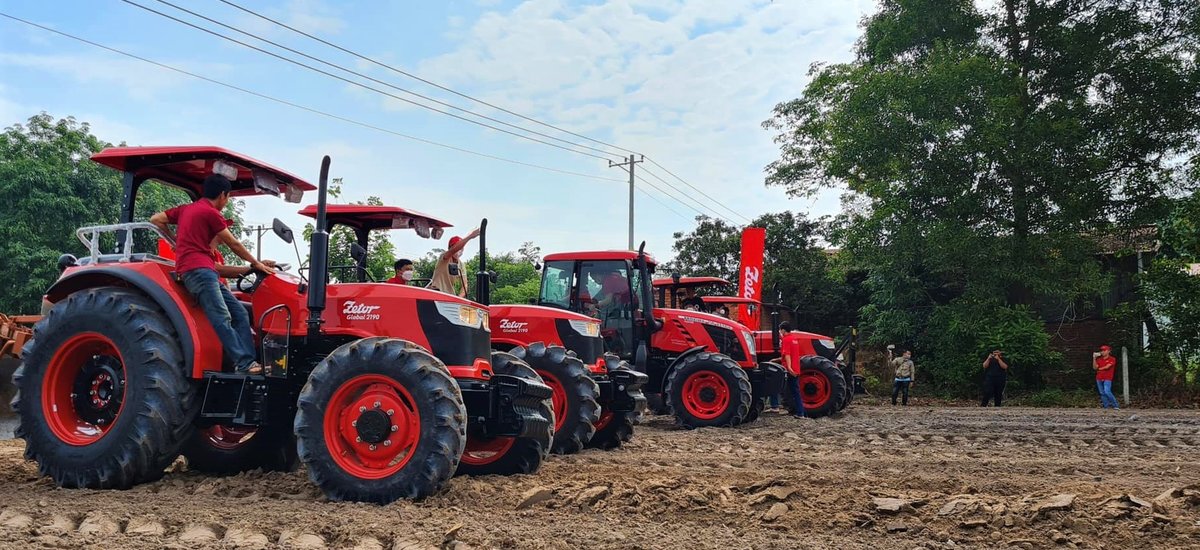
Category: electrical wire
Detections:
[
  {"x1": 0, "y1": 12, "x2": 625, "y2": 183},
  {"x1": 119, "y1": 0, "x2": 618, "y2": 161},
  {"x1": 644, "y1": 156, "x2": 754, "y2": 223},
  {"x1": 639, "y1": 166, "x2": 739, "y2": 224}
]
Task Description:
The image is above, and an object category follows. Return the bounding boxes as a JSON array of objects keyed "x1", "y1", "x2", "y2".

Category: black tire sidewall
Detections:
[{"x1": 513, "y1": 343, "x2": 599, "y2": 455}]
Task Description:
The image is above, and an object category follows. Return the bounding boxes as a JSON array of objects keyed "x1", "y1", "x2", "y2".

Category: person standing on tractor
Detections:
[
  {"x1": 891, "y1": 350, "x2": 915, "y2": 406},
  {"x1": 150, "y1": 174, "x2": 274, "y2": 375},
  {"x1": 1093, "y1": 345, "x2": 1120, "y2": 410},
  {"x1": 387, "y1": 258, "x2": 415, "y2": 285},
  {"x1": 979, "y1": 350, "x2": 1009, "y2": 407},
  {"x1": 428, "y1": 228, "x2": 479, "y2": 297}
]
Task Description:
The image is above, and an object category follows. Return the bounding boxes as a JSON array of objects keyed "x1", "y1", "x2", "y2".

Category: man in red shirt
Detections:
[
  {"x1": 1094, "y1": 345, "x2": 1120, "y2": 409},
  {"x1": 386, "y1": 259, "x2": 414, "y2": 285},
  {"x1": 150, "y1": 174, "x2": 274, "y2": 375},
  {"x1": 779, "y1": 329, "x2": 807, "y2": 418}
]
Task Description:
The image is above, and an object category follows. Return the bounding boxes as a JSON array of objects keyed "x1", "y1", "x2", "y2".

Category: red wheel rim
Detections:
[
  {"x1": 42, "y1": 333, "x2": 126, "y2": 446},
  {"x1": 323, "y1": 374, "x2": 421, "y2": 480},
  {"x1": 203, "y1": 425, "x2": 258, "y2": 451},
  {"x1": 460, "y1": 435, "x2": 515, "y2": 465},
  {"x1": 680, "y1": 370, "x2": 730, "y2": 420},
  {"x1": 799, "y1": 371, "x2": 831, "y2": 409},
  {"x1": 594, "y1": 408, "x2": 614, "y2": 431},
  {"x1": 539, "y1": 371, "x2": 567, "y2": 433}
]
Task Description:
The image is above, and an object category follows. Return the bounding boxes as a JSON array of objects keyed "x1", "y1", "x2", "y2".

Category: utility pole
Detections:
[
  {"x1": 608, "y1": 154, "x2": 644, "y2": 250},
  {"x1": 242, "y1": 224, "x2": 270, "y2": 260}
]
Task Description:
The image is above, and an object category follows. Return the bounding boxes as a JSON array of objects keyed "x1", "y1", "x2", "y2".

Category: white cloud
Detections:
[
  {"x1": 0, "y1": 52, "x2": 230, "y2": 101},
  {"x1": 415, "y1": 0, "x2": 872, "y2": 235}
]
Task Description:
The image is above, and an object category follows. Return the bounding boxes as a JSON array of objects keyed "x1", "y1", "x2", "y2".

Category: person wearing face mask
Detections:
[
  {"x1": 428, "y1": 228, "x2": 480, "y2": 298},
  {"x1": 387, "y1": 258, "x2": 415, "y2": 285}
]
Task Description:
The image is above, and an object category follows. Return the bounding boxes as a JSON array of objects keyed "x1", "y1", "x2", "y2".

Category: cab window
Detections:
[{"x1": 539, "y1": 260, "x2": 575, "y2": 309}]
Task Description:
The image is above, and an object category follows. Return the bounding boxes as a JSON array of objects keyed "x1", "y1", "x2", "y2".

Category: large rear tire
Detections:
[
  {"x1": 794, "y1": 355, "x2": 847, "y2": 418},
  {"x1": 14, "y1": 288, "x2": 197, "y2": 488},
  {"x1": 295, "y1": 337, "x2": 466, "y2": 503},
  {"x1": 183, "y1": 424, "x2": 298, "y2": 474},
  {"x1": 664, "y1": 352, "x2": 752, "y2": 428},
  {"x1": 510, "y1": 342, "x2": 599, "y2": 455},
  {"x1": 455, "y1": 351, "x2": 553, "y2": 476}
]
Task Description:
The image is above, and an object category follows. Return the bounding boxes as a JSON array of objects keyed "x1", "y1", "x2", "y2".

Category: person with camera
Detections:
[{"x1": 980, "y1": 350, "x2": 1009, "y2": 407}]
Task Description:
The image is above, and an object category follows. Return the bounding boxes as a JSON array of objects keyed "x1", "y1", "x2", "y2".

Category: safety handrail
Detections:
[{"x1": 75, "y1": 222, "x2": 175, "y2": 263}]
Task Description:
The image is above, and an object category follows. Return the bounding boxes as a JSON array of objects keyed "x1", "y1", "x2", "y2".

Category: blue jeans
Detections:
[
  {"x1": 769, "y1": 393, "x2": 781, "y2": 408},
  {"x1": 788, "y1": 374, "x2": 805, "y2": 417},
  {"x1": 1097, "y1": 380, "x2": 1120, "y2": 409},
  {"x1": 182, "y1": 269, "x2": 256, "y2": 371}
]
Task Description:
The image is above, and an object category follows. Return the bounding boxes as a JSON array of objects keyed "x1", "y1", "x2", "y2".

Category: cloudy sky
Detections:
[{"x1": 0, "y1": 0, "x2": 875, "y2": 263}]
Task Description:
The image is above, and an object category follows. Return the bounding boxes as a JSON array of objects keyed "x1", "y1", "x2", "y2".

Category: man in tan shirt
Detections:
[
  {"x1": 891, "y1": 350, "x2": 915, "y2": 405},
  {"x1": 428, "y1": 227, "x2": 480, "y2": 298}
]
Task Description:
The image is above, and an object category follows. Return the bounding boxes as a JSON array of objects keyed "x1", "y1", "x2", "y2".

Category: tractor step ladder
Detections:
[{"x1": 198, "y1": 372, "x2": 270, "y2": 425}]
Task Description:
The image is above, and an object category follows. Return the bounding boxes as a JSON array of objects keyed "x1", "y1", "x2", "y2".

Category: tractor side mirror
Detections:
[
  {"x1": 350, "y1": 242, "x2": 367, "y2": 262},
  {"x1": 272, "y1": 218, "x2": 294, "y2": 244},
  {"x1": 671, "y1": 271, "x2": 681, "y2": 284},
  {"x1": 488, "y1": 270, "x2": 498, "y2": 283}
]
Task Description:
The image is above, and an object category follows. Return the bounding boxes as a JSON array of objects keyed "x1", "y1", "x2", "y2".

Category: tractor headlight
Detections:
[
  {"x1": 569, "y1": 319, "x2": 601, "y2": 337},
  {"x1": 434, "y1": 301, "x2": 489, "y2": 331},
  {"x1": 742, "y1": 330, "x2": 756, "y2": 358}
]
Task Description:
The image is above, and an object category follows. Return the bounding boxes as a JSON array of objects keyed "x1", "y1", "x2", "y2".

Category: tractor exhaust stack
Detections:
[{"x1": 306, "y1": 155, "x2": 331, "y2": 337}]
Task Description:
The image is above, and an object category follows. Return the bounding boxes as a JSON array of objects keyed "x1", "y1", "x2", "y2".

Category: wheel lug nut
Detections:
[
  {"x1": 70, "y1": 393, "x2": 77, "y2": 398},
  {"x1": 359, "y1": 406, "x2": 366, "y2": 413},
  {"x1": 390, "y1": 425, "x2": 398, "y2": 432},
  {"x1": 355, "y1": 436, "x2": 361, "y2": 442},
  {"x1": 351, "y1": 420, "x2": 357, "y2": 427},
  {"x1": 369, "y1": 444, "x2": 377, "y2": 451},
  {"x1": 90, "y1": 390, "x2": 97, "y2": 395},
  {"x1": 383, "y1": 440, "x2": 391, "y2": 447},
  {"x1": 373, "y1": 401, "x2": 381, "y2": 408},
  {"x1": 387, "y1": 409, "x2": 394, "y2": 416}
]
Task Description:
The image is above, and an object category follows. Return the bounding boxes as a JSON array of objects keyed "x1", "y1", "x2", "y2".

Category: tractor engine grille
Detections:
[{"x1": 702, "y1": 325, "x2": 747, "y2": 362}]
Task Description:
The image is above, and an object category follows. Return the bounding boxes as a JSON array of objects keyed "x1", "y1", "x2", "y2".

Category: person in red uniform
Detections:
[
  {"x1": 779, "y1": 329, "x2": 807, "y2": 418},
  {"x1": 150, "y1": 174, "x2": 274, "y2": 375},
  {"x1": 1094, "y1": 344, "x2": 1120, "y2": 409},
  {"x1": 386, "y1": 259, "x2": 415, "y2": 285}
]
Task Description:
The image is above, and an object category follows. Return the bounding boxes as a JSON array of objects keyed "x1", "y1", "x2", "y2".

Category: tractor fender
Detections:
[
  {"x1": 660, "y1": 345, "x2": 709, "y2": 389},
  {"x1": 45, "y1": 266, "x2": 199, "y2": 376}
]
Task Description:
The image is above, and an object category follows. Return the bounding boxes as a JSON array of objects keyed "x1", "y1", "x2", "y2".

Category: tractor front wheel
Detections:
[
  {"x1": 14, "y1": 288, "x2": 197, "y2": 488},
  {"x1": 455, "y1": 351, "x2": 553, "y2": 476},
  {"x1": 295, "y1": 337, "x2": 466, "y2": 503},
  {"x1": 664, "y1": 352, "x2": 752, "y2": 428},
  {"x1": 510, "y1": 343, "x2": 599, "y2": 455},
  {"x1": 793, "y1": 355, "x2": 848, "y2": 418}
]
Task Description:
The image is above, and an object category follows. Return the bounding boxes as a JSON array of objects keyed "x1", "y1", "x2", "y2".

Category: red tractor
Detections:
[
  {"x1": 655, "y1": 278, "x2": 856, "y2": 417},
  {"x1": 536, "y1": 246, "x2": 785, "y2": 428},
  {"x1": 13, "y1": 147, "x2": 553, "y2": 503},
  {"x1": 296, "y1": 206, "x2": 647, "y2": 453}
]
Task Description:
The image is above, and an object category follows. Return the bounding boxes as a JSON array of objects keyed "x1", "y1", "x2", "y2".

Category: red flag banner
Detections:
[{"x1": 738, "y1": 227, "x2": 766, "y2": 330}]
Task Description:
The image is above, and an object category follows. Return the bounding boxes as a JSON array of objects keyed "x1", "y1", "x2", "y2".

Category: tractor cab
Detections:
[
  {"x1": 538, "y1": 247, "x2": 783, "y2": 428},
  {"x1": 296, "y1": 204, "x2": 450, "y2": 283}
]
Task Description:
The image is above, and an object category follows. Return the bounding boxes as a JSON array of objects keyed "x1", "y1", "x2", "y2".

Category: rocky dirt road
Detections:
[{"x1": 0, "y1": 406, "x2": 1196, "y2": 549}]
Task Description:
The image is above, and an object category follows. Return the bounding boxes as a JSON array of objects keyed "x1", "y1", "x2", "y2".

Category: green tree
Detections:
[
  {"x1": 301, "y1": 182, "x2": 397, "y2": 282},
  {"x1": 764, "y1": 0, "x2": 1200, "y2": 393},
  {"x1": 0, "y1": 113, "x2": 249, "y2": 313}
]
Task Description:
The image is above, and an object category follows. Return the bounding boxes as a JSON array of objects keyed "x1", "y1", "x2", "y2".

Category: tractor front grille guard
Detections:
[{"x1": 75, "y1": 222, "x2": 175, "y2": 264}]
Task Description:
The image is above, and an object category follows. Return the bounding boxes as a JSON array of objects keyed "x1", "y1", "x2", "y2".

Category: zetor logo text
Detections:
[
  {"x1": 499, "y1": 319, "x2": 529, "y2": 333},
  {"x1": 342, "y1": 301, "x2": 382, "y2": 321},
  {"x1": 743, "y1": 266, "x2": 761, "y2": 300}
]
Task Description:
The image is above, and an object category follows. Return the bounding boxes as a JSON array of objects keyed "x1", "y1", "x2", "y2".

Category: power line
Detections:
[
  {"x1": 119, "y1": 0, "x2": 619, "y2": 162},
  {"x1": 634, "y1": 174, "x2": 727, "y2": 223},
  {"x1": 636, "y1": 187, "x2": 690, "y2": 221},
  {"x1": 148, "y1": 0, "x2": 625, "y2": 162},
  {"x1": 218, "y1": 0, "x2": 640, "y2": 159},
  {"x1": 644, "y1": 156, "x2": 754, "y2": 223},
  {"x1": 638, "y1": 166, "x2": 739, "y2": 224},
  {"x1": 0, "y1": 12, "x2": 625, "y2": 183}
]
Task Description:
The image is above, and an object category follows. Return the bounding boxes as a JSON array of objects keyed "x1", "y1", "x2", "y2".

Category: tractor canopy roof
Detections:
[
  {"x1": 298, "y1": 204, "x2": 452, "y2": 236},
  {"x1": 91, "y1": 146, "x2": 315, "y2": 201},
  {"x1": 700, "y1": 295, "x2": 759, "y2": 306},
  {"x1": 542, "y1": 250, "x2": 658, "y2": 265},
  {"x1": 651, "y1": 276, "x2": 730, "y2": 290}
]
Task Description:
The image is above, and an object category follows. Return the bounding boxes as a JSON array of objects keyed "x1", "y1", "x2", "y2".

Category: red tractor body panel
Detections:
[
  {"x1": 488, "y1": 304, "x2": 606, "y2": 375},
  {"x1": 650, "y1": 308, "x2": 757, "y2": 369}
]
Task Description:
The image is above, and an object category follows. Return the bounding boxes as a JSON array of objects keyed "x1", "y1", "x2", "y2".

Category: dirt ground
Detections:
[{"x1": 0, "y1": 405, "x2": 1196, "y2": 550}]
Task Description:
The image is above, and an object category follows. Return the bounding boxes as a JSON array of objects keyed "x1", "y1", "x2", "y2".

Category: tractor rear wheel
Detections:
[
  {"x1": 794, "y1": 355, "x2": 848, "y2": 418},
  {"x1": 664, "y1": 352, "x2": 752, "y2": 428},
  {"x1": 295, "y1": 337, "x2": 466, "y2": 503},
  {"x1": 510, "y1": 342, "x2": 599, "y2": 455},
  {"x1": 455, "y1": 351, "x2": 553, "y2": 476},
  {"x1": 183, "y1": 424, "x2": 298, "y2": 474},
  {"x1": 14, "y1": 288, "x2": 197, "y2": 488}
]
